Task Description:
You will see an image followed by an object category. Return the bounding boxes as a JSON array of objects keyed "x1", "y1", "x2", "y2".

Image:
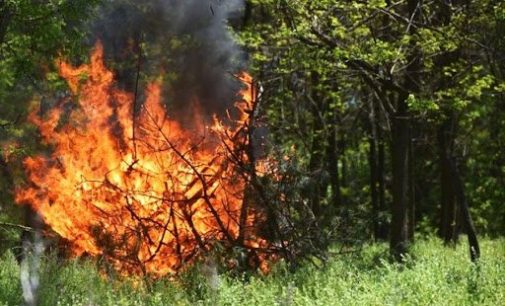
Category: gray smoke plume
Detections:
[
  {"x1": 20, "y1": 222, "x2": 44, "y2": 306},
  {"x1": 89, "y1": 0, "x2": 246, "y2": 125}
]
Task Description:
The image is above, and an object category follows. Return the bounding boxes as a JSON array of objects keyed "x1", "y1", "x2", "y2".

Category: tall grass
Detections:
[{"x1": 1, "y1": 237, "x2": 504, "y2": 305}]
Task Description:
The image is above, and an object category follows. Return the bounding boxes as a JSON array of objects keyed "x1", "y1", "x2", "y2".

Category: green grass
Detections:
[{"x1": 1, "y1": 237, "x2": 504, "y2": 305}]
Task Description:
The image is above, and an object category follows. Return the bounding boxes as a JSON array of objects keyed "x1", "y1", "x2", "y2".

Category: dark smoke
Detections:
[{"x1": 89, "y1": 0, "x2": 246, "y2": 125}]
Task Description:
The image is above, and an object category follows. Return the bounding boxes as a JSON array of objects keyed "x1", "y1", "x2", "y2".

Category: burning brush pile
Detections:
[{"x1": 14, "y1": 42, "x2": 275, "y2": 276}]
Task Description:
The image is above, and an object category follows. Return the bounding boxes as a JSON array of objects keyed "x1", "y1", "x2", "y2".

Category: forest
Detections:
[{"x1": 0, "y1": 0, "x2": 504, "y2": 305}]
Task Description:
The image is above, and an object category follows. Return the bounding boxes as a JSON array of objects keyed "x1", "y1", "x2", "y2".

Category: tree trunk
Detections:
[
  {"x1": 437, "y1": 116, "x2": 459, "y2": 243},
  {"x1": 0, "y1": 155, "x2": 13, "y2": 187},
  {"x1": 370, "y1": 129, "x2": 379, "y2": 240},
  {"x1": 408, "y1": 133, "x2": 415, "y2": 241},
  {"x1": 377, "y1": 120, "x2": 388, "y2": 239},
  {"x1": 389, "y1": 0, "x2": 421, "y2": 260},
  {"x1": 369, "y1": 98, "x2": 380, "y2": 240},
  {"x1": 439, "y1": 114, "x2": 480, "y2": 262},
  {"x1": 390, "y1": 112, "x2": 411, "y2": 260},
  {"x1": 339, "y1": 136, "x2": 347, "y2": 207},
  {"x1": 447, "y1": 155, "x2": 480, "y2": 262},
  {"x1": 242, "y1": 0, "x2": 253, "y2": 28},
  {"x1": 328, "y1": 124, "x2": 341, "y2": 208}
]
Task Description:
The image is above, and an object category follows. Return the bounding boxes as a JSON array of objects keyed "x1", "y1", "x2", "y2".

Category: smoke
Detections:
[
  {"x1": 20, "y1": 225, "x2": 44, "y2": 306},
  {"x1": 89, "y1": 0, "x2": 246, "y2": 125}
]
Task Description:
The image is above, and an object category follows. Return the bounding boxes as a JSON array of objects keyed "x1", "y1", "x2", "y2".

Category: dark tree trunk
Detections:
[
  {"x1": 437, "y1": 110, "x2": 479, "y2": 261},
  {"x1": 408, "y1": 131, "x2": 415, "y2": 241},
  {"x1": 378, "y1": 0, "x2": 393, "y2": 226},
  {"x1": 0, "y1": 155, "x2": 13, "y2": 187},
  {"x1": 370, "y1": 129, "x2": 379, "y2": 240},
  {"x1": 337, "y1": 133, "x2": 351, "y2": 236},
  {"x1": 447, "y1": 155, "x2": 480, "y2": 262},
  {"x1": 439, "y1": 115, "x2": 480, "y2": 261},
  {"x1": 389, "y1": 0, "x2": 421, "y2": 260},
  {"x1": 242, "y1": 0, "x2": 253, "y2": 28},
  {"x1": 369, "y1": 98, "x2": 380, "y2": 240},
  {"x1": 377, "y1": 120, "x2": 388, "y2": 239},
  {"x1": 430, "y1": 0, "x2": 465, "y2": 245},
  {"x1": 339, "y1": 136, "x2": 347, "y2": 207},
  {"x1": 390, "y1": 112, "x2": 411, "y2": 260},
  {"x1": 328, "y1": 124, "x2": 341, "y2": 208},
  {"x1": 437, "y1": 116, "x2": 459, "y2": 243}
]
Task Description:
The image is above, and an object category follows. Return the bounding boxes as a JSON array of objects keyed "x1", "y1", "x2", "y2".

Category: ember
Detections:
[{"x1": 15, "y1": 42, "x2": 269, "y2": 276}]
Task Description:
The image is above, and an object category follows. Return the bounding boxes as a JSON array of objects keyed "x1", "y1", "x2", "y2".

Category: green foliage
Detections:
[
  {"x1": 0, "y1": 238, "x2": 504, "y2": 305},
  {"x1": 239, "y1": 0, "x2": 505, "y2": 239},
  {"x1": 0, "y1": 252, "x2": 22, "y2": 305},
  {"x1": 0, "y1": 0, "x2": 101, "y2": 152},
  {"x1": 0, "y1": 0, "x2": 100, "y2": 97}
]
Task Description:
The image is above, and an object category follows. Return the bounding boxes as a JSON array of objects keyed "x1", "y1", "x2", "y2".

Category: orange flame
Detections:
[{"x1": 15, "y1": 42, "x2": 268, "y2": 276}]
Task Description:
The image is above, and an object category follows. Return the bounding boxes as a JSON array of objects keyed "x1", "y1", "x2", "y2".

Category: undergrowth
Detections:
[{"x1": 0, "y1": 237, "x2": 504, "y2": 305}]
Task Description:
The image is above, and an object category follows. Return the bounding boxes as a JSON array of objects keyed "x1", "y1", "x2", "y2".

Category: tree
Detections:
[{"x1": 241, "y1": 0, "x2": 502, "y2": 261}]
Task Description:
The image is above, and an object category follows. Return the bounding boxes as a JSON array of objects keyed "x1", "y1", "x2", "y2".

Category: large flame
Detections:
[{"x1": 15, "y1": 42, "x2": 267, "y2": 276}]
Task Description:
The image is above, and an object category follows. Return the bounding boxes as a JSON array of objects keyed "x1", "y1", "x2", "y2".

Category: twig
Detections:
[{"x1": 0, "y1": 222, "x2": 34, "y2": 232}]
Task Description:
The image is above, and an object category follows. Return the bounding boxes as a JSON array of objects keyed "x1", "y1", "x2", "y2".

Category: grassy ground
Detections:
[{"x1": 0, "y1": 237, "x2": 504, "y2": 306}]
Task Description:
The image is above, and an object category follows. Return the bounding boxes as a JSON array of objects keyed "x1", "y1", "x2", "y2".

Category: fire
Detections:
[{"x1": 15, "y1": 42, "x2": 268, "y2": 276}]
